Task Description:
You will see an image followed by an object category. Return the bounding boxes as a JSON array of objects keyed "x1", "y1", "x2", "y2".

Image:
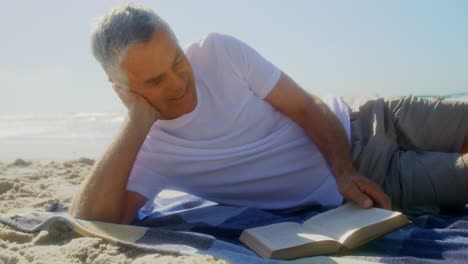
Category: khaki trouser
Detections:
[{"x1": 346, "y1": 96, "x2": 468, "y2": 215}]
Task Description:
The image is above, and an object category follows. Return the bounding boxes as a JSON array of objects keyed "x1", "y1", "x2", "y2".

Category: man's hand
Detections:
[
  {"x1": 71, "y1": 85, "x2": 160, "y2": 223},
  {"x1": 113, "y1": 85, "x2": 160, "y2": 122},
  {"x1": 335, "y1": 172, "x2": 391, "y2": 210},
  {"x1": 262, "y1": 72, "x2": 392, "y2": 210}
]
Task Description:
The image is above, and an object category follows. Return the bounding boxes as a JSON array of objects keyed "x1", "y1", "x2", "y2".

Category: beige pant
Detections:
[{"x1": 346, "y1": 96, "x2": 468, "y2": 215}]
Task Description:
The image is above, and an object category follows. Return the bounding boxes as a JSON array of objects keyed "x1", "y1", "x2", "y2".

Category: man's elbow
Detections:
[
  {"x1": 69, "y1": 202, "x2": 125, "y2": 224},
  {"x1": 71, "y1": 211, "x2": 125, "y2": 224}
]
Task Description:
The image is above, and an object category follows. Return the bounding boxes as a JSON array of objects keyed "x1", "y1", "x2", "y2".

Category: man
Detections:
[{"x1": 70, "y1": 4, "x2": 468, "y2": 224}]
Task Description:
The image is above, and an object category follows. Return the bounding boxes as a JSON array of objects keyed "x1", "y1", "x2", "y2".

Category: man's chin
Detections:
[{"x1": 159, "y1": 109, "x2": 184, "y2": 120}]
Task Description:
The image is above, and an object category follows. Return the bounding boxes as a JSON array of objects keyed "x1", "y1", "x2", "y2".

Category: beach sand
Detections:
[{"x1": 0, "y1": 158, "x2": 227, "y2": 264}]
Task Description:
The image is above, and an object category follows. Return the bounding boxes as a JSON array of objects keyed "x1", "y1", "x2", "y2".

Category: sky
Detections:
[{"x1": 1, "y1": 0, "x2": 467, "y2": 113}]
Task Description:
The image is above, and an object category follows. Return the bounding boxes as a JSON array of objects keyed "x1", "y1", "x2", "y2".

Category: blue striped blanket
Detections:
[{"x1": 1, "y1": 194, "x2": 467, "y2": 263}]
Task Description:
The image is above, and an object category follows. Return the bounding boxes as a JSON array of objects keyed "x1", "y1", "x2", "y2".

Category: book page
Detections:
[
  {"x1": 243, "y1": 221, "x2": 336, "y2": 251},
  {"x1": 303, "y1": 202, "x2": 403, "y2": 242}
]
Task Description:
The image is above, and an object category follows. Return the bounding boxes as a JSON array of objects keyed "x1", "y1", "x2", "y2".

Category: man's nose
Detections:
[{"x1": 168, "y1": 71, "x2": 186, "y2": 92}]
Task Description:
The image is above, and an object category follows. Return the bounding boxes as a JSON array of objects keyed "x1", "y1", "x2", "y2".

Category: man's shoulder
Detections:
[
  {"x1": 200, "y1": 32, "x2": 224, "y2": 44},
  {"x1": 185, "y1": 32, "x2": 242, "y2": 53}
]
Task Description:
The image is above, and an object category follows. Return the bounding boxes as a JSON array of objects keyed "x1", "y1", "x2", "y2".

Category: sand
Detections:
[{"x1": 0, "y1": 158, "x2": 227, "y2": 264}]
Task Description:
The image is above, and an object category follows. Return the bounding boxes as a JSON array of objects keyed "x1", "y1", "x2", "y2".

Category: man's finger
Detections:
[
  {"x1": 112, "y1": 85, "x2": 134, "y2": 109},
  {"x1": 356, "y1": 179, "x2": 391, "y2": 210},
  {"x1": 345, "y1": 184, "x2": 373, "y2": 209}
]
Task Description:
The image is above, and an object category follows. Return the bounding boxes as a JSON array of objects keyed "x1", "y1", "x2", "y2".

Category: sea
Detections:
[
  {"x1": 1, "y1": 93, "x2": 467, "y2": 162},
  {"x1": 0, "y1": 112, "x2": 125, "y2": 162}
]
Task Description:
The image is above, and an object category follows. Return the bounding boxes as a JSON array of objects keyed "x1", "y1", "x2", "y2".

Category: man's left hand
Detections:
[{"x1": 335, "y1": 172, "x2": 392, "y2": 210}]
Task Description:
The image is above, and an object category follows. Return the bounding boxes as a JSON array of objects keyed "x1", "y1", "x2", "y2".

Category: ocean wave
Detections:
[
  {"x1": 71, "y1": 112, "x2": 123, "y2": 118},
  {"x1": 416, "y1": 92, "x2": 468, "y2": 101},
  {"x1": 0, "y1": 112, "x2": 125, "y2": 140},
  {"x1": 0, "y1": 112, "x2": 125, "y2": 121}
]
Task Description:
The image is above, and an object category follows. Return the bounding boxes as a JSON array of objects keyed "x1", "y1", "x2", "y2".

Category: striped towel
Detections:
[{"x1": 1, "y1": 193, "x2": 467, "y2": 263}]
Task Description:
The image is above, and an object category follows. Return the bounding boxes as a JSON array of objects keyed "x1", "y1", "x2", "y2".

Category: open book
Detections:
[{"x1": 239, "y1": 202, "x2": 410, "y2": 260}]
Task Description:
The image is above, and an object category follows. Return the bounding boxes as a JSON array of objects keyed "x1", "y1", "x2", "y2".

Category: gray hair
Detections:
[{"x1": 91, "y1": 3, "x2": 174, "y2": 88}]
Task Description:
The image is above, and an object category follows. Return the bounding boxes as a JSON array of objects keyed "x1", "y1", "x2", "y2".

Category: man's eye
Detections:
[{"x1": 151, "y1": 80, "x2": 161, "y2": 86}]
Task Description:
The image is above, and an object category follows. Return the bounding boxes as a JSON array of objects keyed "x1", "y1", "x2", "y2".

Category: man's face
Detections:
[{"x1": 121, "y1": 28, "x2": 197, "y2": 120}]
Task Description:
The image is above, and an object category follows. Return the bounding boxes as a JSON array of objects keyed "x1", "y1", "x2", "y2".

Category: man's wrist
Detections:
[
  {"x1": 129, "y1": 103, "x2": 159, "y2": 122},
  {"x1": 332, "y1": 162, "x2": 357, "y2": 179},
  {"x1": 127, "y1": 110, "x2": 158, "y2": 131}
]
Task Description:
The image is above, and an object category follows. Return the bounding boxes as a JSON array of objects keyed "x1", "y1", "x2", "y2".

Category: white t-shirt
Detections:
[{"x1": 127, "y1": 33, "x2": 350, "y2": 210}]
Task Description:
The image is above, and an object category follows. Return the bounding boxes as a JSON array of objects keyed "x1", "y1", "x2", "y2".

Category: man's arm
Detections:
[
  {"x1": 70, "y1": 86, "x2": 159, "y2": 224},
  {"x1": 264, "y1": 72, "x2": 391, "y2": 209}
]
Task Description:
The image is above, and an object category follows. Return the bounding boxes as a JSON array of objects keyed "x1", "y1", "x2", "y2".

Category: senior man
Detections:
[{"x1": 70, "y1": 4, "x2": 468, "y2": 224}]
